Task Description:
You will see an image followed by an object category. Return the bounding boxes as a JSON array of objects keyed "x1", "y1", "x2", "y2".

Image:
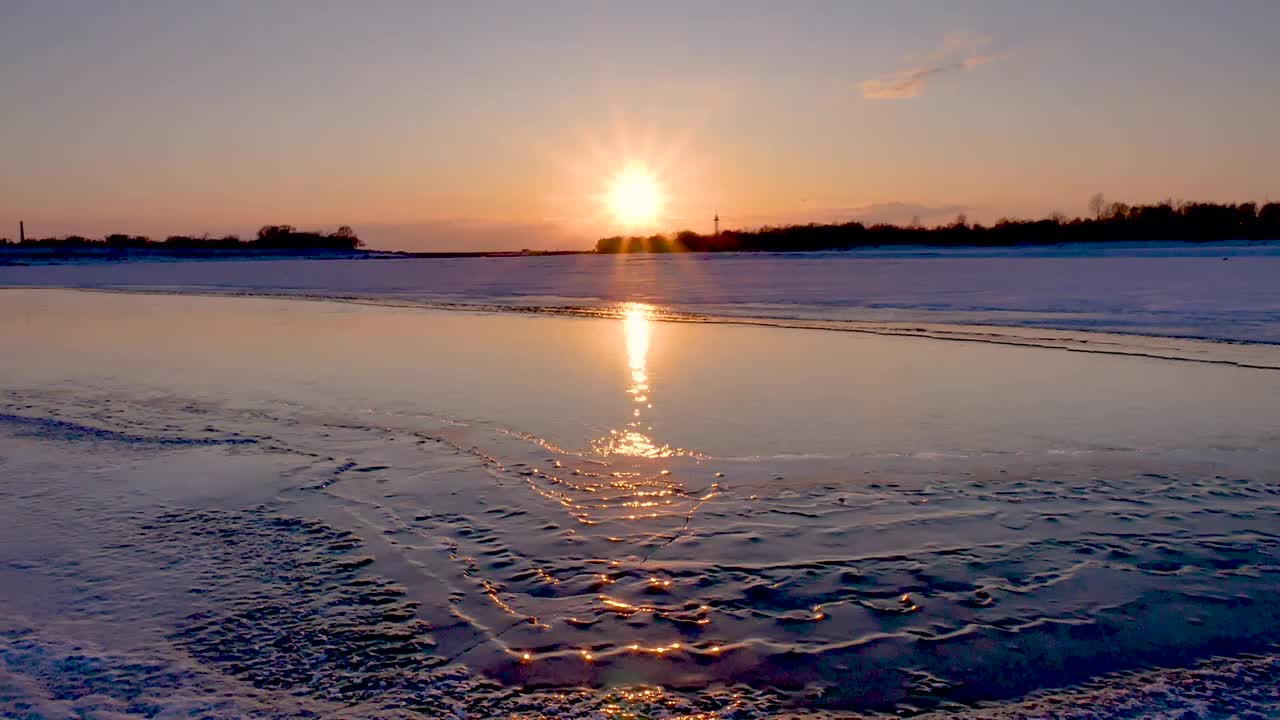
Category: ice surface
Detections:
[
  {"x1": 2, "y1": 277, "x2": 1280, "y2": 717},
  {"x1": 2, "y1": 242, "x2": 1280, "y2": 344},
  {"x1": 2, "y1": 383, "x2": 1279, "y2": 717}
]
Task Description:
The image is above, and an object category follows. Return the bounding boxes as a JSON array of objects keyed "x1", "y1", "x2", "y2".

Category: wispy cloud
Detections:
[{"x1": 859, "y1": 33, "x2": 1000, "y2": 100}]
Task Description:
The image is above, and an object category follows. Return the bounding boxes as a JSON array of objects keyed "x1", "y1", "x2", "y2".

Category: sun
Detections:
[{"x1": 607, "y1": 166, "x2": 663, "y2": 228}]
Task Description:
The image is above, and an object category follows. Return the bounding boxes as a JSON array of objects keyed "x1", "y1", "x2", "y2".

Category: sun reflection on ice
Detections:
[
  {"x1": 593, "y1": 302, "x2": 680, "y2": 458},
  {"x1": 496, "y1": 302, "x2": 727, "y2": 676}
]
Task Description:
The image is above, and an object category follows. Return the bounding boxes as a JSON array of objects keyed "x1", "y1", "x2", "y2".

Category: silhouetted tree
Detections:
[
  {"x1": 0, "y1": 224, "x2": 363, "y2": 259},
  {"x1": 1260, "y1": 203, "x2": 1280, "y2": 234},
  {"x1": 256, "y1": 225, "x2": 296, "y2": 243},
  {"x1": 250, "y1": 224, "x2": 361, "y2": 250},
  {"x1": 1089, "y1": 193, "x2": 1106, "y2": 220},
  {"x1": 595, "y1": 198, "x2": 1280, "y2": 253},
  {"x1": 333, "y1": 225, "x2": 363, "y2": 248}
]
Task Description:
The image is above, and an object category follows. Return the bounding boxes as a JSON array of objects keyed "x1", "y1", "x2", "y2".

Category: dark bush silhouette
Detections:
[
  {"x1": 105, "y1": 234, "x2": 150, "y2": 249},
  {"x1": 253, "y1": 224, "x2": 362, "y2": 251},
  {"x1": 597, "y1": 200, "x2": 1280, "y2": 253},
  {"x1": 4, "y1": 225, "x2": 363, "y2": 259},
  {"x1": 164, "y1": 234, "x2": 243, "y2": 249}
]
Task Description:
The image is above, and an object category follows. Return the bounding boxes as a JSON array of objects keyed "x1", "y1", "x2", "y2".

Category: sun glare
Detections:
[{"x1": 607, "y1": 167, "x2": 663, "y2": 228}]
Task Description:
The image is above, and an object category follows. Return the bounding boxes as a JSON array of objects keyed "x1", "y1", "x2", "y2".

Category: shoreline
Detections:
[
  {"x1": 0, "y1": 248, "x2": 594, "y2": 267},
  {"x1": 4, "y1": 237, "x2": 1279, "y2": 267}
]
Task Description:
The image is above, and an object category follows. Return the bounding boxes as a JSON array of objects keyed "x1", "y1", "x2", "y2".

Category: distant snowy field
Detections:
[{"x1": 3, "y1": 241, "x2": 1280, "y2": 343}]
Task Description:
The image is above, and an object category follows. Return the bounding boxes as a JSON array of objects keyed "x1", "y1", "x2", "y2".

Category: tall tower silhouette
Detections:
[{"x1": 714, "y1": 212, "x2": 720, "y2": 236}]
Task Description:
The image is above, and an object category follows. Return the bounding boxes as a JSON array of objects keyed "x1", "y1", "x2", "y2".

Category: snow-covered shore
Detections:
[{"x1": 3, "y1": 243, "x2": 1279, "y2": 345}]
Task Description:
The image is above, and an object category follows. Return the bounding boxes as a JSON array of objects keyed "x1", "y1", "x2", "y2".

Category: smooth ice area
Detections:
[{"x1": 3, "y1": 242, "x2": 1280, "y2": 344}]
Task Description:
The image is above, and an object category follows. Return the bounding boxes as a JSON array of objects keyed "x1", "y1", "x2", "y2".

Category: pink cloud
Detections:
[{"x1": 860, "y1": 33, "x2": 1001, "y2": 100}]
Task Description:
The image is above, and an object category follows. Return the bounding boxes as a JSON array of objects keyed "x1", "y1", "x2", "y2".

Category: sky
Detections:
[{"x1": 3, "y1": 0, "x2": 1279, "y2": 251}]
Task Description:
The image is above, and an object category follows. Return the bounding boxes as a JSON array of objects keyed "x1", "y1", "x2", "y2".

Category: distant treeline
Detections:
[
  {"x1": 0, "y1": 225, "x2": 363, "y2": 253},
  {"x1": 597, "y1": 199, "x2": 1280, "y2": 253}
]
